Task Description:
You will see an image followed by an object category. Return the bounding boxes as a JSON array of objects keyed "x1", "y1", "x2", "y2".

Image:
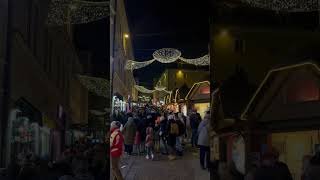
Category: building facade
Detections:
[
  {"x1": 111, "y1": 0, "x2": 137, "y2": 112},
  {"x1": 0, "y1": 0, "x2": 88, "y2": 166}
]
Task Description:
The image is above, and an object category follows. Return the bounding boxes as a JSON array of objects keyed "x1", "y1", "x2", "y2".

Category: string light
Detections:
[
  {"x1": 241, "y1": 0, "x2": 319, "y2": 12},
  {"x1": 152, "y1": 48, "x2": 182, "y2": 63},
  {"x1": 125, "y1": 59, "x2": 156, "y2": 70},
  {"x1": 78, "y1": 75, "x2": 109, "y2": 98},
  {"x1": 125, "y1": 48, "x2": 210, "y2": 70},
  {"x1": 134, "y1": 85, "x2": 172, "y2": 94},
  {"x1": 154, "y1": 86, "x2": 167, "y2": 91},
  {"x1": 134, "y1": 85, "x2": 155, "y2": 94},
  {"x1": 179, "y1": 54, "x2": 210, "y2": 66},
  {"x1": 47, "y1": 0, "x2": 109, "y2": 26}
]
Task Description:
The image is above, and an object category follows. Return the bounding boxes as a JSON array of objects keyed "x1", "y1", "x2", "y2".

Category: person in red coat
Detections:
[{"x1": 110, "y1": 121, "x2": 124, "y2": 180}]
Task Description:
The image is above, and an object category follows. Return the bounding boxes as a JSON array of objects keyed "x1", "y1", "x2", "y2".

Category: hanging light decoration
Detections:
[
  {"x1": 152, "y1": 48, "x2": 182, "y2": 63},
  {"x1": 154, "y1": 86, "x2": 167, "y2": 91},
  {"x1": 125, "y1": 59, "x2": 156, "y2": 70},
  {"x1": 125, "y1": 48, "x2": 210, "y2": 70},
  {"x1": 47, "y1": 0, "x2": 109, "y2": 26},
  {"x1": 179, "y1": 54, "x2": 210, "y2": 66},
  {"x1": 134, "y1": 85, "x2": 172, "y2": 94},
  {"x1": 134, "y1": 85, "x2": 155, "y2": 94},
  {"x1": 78, "y1": 75, "x2": 110, "y2": 98},
  {"x1": 240, "y1": 0, "x2": 319, "y2": 12}
]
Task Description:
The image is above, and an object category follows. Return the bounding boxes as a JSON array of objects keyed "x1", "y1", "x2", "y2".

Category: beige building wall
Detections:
[{"x1": 112, "y1": 0, "x2": 137, "y2": 101}]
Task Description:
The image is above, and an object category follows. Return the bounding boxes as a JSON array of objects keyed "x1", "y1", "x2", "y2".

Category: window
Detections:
[{"x1": 234, "y1": 39, "x2": 245, "y2": 54}]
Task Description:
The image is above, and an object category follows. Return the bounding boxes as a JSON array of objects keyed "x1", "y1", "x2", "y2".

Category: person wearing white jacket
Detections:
[{"x1": 197, "y1": 111, "x2": 210, "y2": 170}]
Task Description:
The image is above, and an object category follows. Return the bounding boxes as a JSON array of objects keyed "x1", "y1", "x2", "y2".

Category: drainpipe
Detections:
[{"x1": 0, "y1": 0, "x2": 12, "y2": 167}]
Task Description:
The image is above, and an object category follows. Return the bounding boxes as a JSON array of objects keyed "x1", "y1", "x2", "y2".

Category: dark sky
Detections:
[{"x1": 125, "y1": 0, "x2": 209, "y2": 88}]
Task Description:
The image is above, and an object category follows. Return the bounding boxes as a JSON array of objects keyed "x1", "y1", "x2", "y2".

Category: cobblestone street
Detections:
[{"x1": 113, "y1": 147, "x2": 210, "y2": 180}]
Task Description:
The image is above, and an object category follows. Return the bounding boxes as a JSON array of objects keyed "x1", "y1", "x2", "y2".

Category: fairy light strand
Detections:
[
  {"x1": 78, "y1": 75, "x2": 110, "y2": 98},
  {"x1": 241, "y1": 0, "x2": 319, "y2": 12},
  {"x1": 125, "y1": 48, "x2": 210, "y2": 70},
  {"x1": 47, "y1": 0, "x2": 109, "y2": 26}
]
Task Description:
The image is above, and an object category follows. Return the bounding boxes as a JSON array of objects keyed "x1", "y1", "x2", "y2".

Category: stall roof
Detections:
[
  {"x1": 185, "y1": 81, "x2": 210, "y2": 101},
  {"x1": 240, "y1": 61, "x2": 320, "y2": 120}
]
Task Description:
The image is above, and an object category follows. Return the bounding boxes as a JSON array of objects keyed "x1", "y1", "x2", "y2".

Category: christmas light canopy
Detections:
[
  {"x1": 241, "y1": 0, "x2": 319, "y2": 12},
  {"x1": 125, "y1": 59, "x2": 156, "y2": 70},
  {"x1": 180, "y1": 54, "x2": 210, "y2": 66},
  {"x1": 134, "y1": 85, "x2": 172, "y2": 94},
  {"x1": 78, "y1": 75, "x2": 109, "y2": 98},
  {"x1": 125, "y1": 48, "x2": 210, "y2": 70},
  {"x1": 47, "y1": 0, "x2": 109, "y2": 26},
  {"x1": 153, "y1": 48, "x2": 182, "y2": 63}
]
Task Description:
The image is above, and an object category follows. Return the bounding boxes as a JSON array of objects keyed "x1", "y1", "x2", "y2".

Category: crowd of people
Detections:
[
  {"x1": 211, "y1": 148, "x2": 320, "y2": 180},
  {"x1": 110, "y1": 105, "x2": 211, "y2": 179},
  {"x1": 1, "y1": 139, "x2": 107, "y2": 180}
]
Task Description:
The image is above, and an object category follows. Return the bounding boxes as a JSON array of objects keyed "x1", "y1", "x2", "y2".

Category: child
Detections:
[
  {"x1": 134, "y1": 130, "x2": 141, "y2": 155},
  {"x1": 145, "y1": 125, "x2": 154, "y2": 160}
]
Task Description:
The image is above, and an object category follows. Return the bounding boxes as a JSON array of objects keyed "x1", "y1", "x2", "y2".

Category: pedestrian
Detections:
[
  {"x1": 166, "y1": 114, "x2": 179, "y2": 160},
  {"x1": 110, "y1": 121, "x2": 124, "y2": 180},
  {"x1": 272, "y1": 148, "x2": 293, "y2": 180},
  {"x1": 122, "y1": 117, "x2": 136, "y2": 155},
  {"x1": 145, "y1": 124, "x2": 154, "y2": 160},
  {"x1": 134, "y1": 130, "x2": 141, "y2": 155},
  {"x1": 178, "y1": 113, "x2": 187, "y2": 139},
  {"x1": 190, "y1": 108, "x2": 201, "y2": 147},
  {"x1": 153, "y1": 123, "x2": 161, "y2": 153},
  {"x1": 197, "y1": 111, "x2": 210, "y2": 170},
  {"x1": 301, "y1": 155, "x2": 312, "y2": 180},
  {"x1": 175, "y1": 113, "x2": 185, "y2": 156},
  {"x1": 159, "y1": 116, "x2": 169, "y2": 155},
  {"x1": 305, "y1": 151, "x2": 320, "y2": 180}
]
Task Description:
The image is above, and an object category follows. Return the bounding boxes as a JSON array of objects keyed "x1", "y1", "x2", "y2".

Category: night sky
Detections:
[{"x1": 125, "y1": 0, "x2": 209, "y2": 88}]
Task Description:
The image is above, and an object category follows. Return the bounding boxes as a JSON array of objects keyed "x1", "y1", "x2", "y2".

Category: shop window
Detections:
[{"x1": 285, "y1": 76, "x2": 319, "y2": 103}]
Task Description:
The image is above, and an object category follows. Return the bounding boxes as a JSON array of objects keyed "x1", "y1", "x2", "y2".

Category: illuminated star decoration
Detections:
[
  {"x1": 125, "y1": 48, "x2": 210, "y2": 70},
  {"x1": 78, "y1": 75, "x2": 110, "y2": 98},
  {"x1": 134, "y1": 85, "x2": 172, "y2": 94},
  {"x1": 47, "y1": 0, "x2": 109, "y2": 25},
  {"x1": 240, "y1": 0, "x2": 319, "y2": 12}
]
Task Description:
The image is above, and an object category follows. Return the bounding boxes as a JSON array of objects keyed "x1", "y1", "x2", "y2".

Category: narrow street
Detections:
[{"x1": 117, "y1": 147, "x2": 210, "y2": 180}]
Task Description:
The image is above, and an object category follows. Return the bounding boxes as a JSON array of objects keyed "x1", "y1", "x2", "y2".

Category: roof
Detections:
[
  {"x1": 240, "y1": 61, "x2": 320, "y2": 119},
  {"x1": 185, "y1": 81, "x2": 210, "y2": 101}
]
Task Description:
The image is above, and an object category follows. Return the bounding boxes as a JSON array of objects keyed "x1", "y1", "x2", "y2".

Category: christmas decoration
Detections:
[
  {"x1": 241, "y1": 0, "x2": 319, "y2": 12},
  {"x1": 47, "y1": 0, "x2": 109, "y2": 25},
  {"x1": 179, "y1": 54, "x2": 210, "y2": 66},
  {"x1": 134, "y1": 85, "x2": 172, "y2": 94},
  {"x1": 125, "y1": 48, "x2": 210, "y2": 70},
  {"x1": 78, "y1": 75, "x2": 109, "y2": 98},
  {"x1": 134, "y1": 85, "x2": 155, "y2": 94},
  {"x1": 125, "y1": 59, "x2": 156, "y2": 70},
  {"x1": 152, "y1": 48, "x2": 182, "y2": 63}
]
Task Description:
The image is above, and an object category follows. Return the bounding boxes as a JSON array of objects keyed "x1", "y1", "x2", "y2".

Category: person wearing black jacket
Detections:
[{"x1": 159, "y1": 116, "x2": 168, "y2": 155}]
